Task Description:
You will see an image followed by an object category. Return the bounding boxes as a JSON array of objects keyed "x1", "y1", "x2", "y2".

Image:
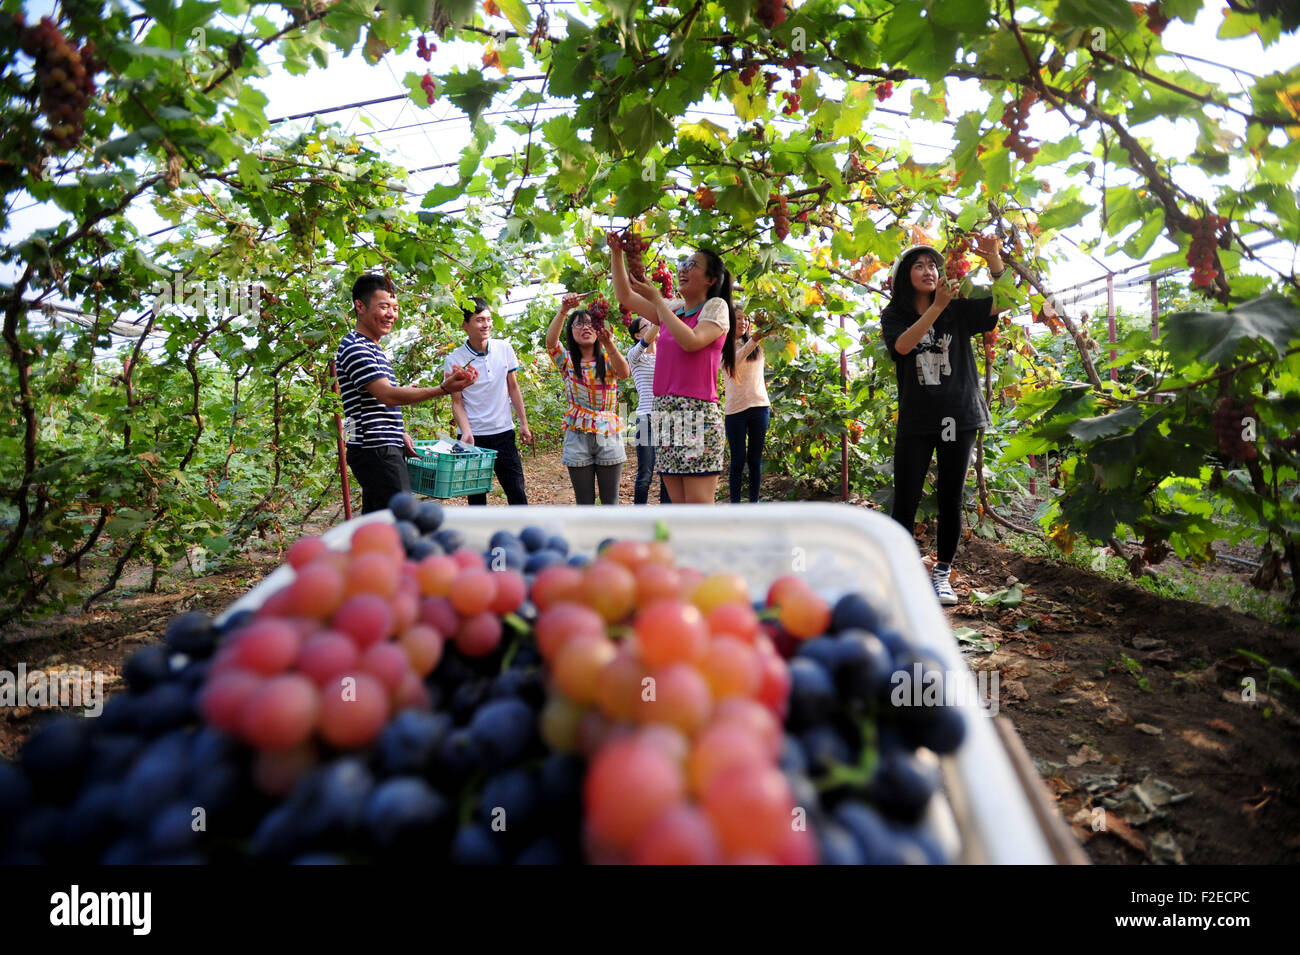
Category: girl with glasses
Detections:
[
  {"x1": 545, "y1": 293, "x2": 631, "y2": 504},
  {"x1": 610, "y1": 237, "x2": 736, "y2": 504}
]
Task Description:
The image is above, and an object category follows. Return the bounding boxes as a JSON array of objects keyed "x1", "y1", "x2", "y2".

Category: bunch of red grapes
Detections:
[
  {"x1": 1187, "y1": 215, "x2": 1228, "y2": 289},
  {"x1": 1002, "y1": 90, "x2": 1039, "y2": 163},
  {"x1": 782, "y1": 90, "x2": 801, "y2": 116},
  {"x1": 416, "y1": 34, "x2": 436, "y2": 61},
  {"x1": 945, "y1": 235, "x2": 973, "y2": 281},
  {"x1": 771, "y1": 195, "x2": 791, "y2": 241},
  {"x1": 983, "y1": 328, "x2": 1000, "y2": 364},
  {"x1": 740, "y1": 64, "x2": 759, "y2": 86},
  {"x1": 419, "y1": 72, "x2": 436, "y2": 105},
  {"x1": 756, "y1": 0, "x2": 786, "y2": 29},
  {"x1": 876, "y1": 81, "x2": 894, "y2": 101},
  {"x1": 1213, "y1": 397, "x2": 1257, "y2": 461},
  {"x1": 651, "y1": 260, "x2": 674, "y2": 299},
  {"x1": 534, "y1": 547, "x2": 819, "y2": 863},
  {"x1": 16, "y1": 15, "x2": 101, "y2": 153},
  {"x1": 450, "y1": 362, "x2": 480, "y2": 385},
  {"x1": 618, "y1": 230, "x2": 649, "y2": 282},
  {"x1": 619, "y1": 303, "x2": 634, "y2": 328},
  {"x1": 587, "y1": 296, "x2": 609, "y2": 333}
]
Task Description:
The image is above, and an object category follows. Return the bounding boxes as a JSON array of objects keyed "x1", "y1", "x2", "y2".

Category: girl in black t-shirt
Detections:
[{"x1": 880, "y1": 239, "x2": 1005, "y2": 605}]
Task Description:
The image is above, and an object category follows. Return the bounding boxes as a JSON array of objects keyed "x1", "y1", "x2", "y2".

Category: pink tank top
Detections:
[{"x1": 653, "y1": 300, "x2": 727, "y2": 402}]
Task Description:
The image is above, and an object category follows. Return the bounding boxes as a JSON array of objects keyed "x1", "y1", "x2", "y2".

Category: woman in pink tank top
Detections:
[{"x1": 610, "y1": 235, "x2": 736, "y2": 504}]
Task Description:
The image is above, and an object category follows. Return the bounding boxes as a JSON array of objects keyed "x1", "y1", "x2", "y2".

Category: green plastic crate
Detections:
[{"x1": 407, "y1": 442, "x2": 498, "y2": 498}]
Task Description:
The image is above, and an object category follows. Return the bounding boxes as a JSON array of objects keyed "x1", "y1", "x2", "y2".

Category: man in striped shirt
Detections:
[{"x1": 336, "y1": 273, "x2": 472, "y2": 514}]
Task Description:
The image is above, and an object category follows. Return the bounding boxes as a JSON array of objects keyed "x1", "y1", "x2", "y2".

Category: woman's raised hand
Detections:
[
  {"x1": 606, "y1": 231, "x2": 623, "y2": 253},
  {"x1": 560, "y1": 292, "x2": 583, "y2": 312},
  {"x1": 629, "y1": 276, "x2": 662, "y2": 302},
  {"x1": 971, "y1": 233, "x2": 1001, "y2": 261}
]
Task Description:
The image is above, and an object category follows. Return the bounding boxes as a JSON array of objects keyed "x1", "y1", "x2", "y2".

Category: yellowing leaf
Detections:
[
  {"x1": 1048, "y1": 523, "x2": 1076, "y2": 555},
  {"x1": 678, "y1": 120, "x2": 732, "y2": 147},
  {"x1": 1277, "y1": 80, "x2": 1300, "y2": 139},
  {"x1": 804, "y1": 286, "x2": 824, "y2": 307}
]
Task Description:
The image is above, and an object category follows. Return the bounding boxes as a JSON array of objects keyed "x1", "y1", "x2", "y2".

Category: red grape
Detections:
[
  {"x1": 240, "y1": 674, "x2": 320, "y2": 751},
  {"x1": 318, "y1": 672, "x2": 390, "y2": 748},
  {"x1": 332, "y1": 594, "x2": 394, "y2": 649},
  {"x1": 584, "y1": 735, "x2": 686, "y2": 851},
  {"x1": 455, "y1": 611, "x2": 503, "y2": 657},
  {"x1": 296, "y1": 631, "x2": 360, "y2": 685},
  {"x1": 229, "y1": 620, "x2": 301, "y2": 675}
]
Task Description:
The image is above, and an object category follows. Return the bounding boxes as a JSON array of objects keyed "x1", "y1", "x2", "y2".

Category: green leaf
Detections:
[
  {"x1": 952, "y1": 626, "x2": 997, "y2": 653},
  {"x1": 493, "y1": 0, "x2": 533, "y2": 35},
  {"x1": 929, "y1": 0, "x2": 992, "y2": 33},
  {"x1": 910, "y1": 85, "x2": 948, "y2": 123},
  {"x1": 1122, "y1": 209, "x2": 1165, "y2": 259},
  {"x1": 1066, "y1": 404, "x2": 1145, "y2": 441},
  {"x1": 1163, "y1": 295, "x2": 1300, "y2": 367},
  {"x1": 1057, "y1": 0, "x2": 1138, "y2": 33},
  {"x1": 440, "y1": 70, "x2": 510, "y2": 127},
  {"x1": 1037, "y1": 191, "x2": 1091, "y2": 233}
]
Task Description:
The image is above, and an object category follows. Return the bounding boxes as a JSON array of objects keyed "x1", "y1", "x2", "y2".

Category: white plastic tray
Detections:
[{"x1": 222, "y1": 502, "x2": 1060, "y2": 864}]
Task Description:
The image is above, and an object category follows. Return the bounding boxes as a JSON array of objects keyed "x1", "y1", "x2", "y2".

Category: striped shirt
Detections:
[
  {"x1": 626, "y1": 341, "x2": 656, "y2": 418},
  {"x1": 549, "y1": 342, "x2": 622, "y2": 436},
  {"x1": 335, "y1": 330, "x2": 405, "y2": 449}
]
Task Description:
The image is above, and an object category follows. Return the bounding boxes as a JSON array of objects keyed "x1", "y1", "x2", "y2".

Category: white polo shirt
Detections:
[{"x1": 444, "y1": 338, "x2": 519, "y2": 436}]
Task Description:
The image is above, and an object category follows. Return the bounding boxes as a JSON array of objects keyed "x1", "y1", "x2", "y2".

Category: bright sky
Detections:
[{"x1": 6, "y1": 1, "x2": 1299, "y2": 341}]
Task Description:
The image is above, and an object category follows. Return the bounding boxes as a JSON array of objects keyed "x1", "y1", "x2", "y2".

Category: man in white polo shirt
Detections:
[{"x1": 445, "y1": 296, "x2": 532, "y2": 505}]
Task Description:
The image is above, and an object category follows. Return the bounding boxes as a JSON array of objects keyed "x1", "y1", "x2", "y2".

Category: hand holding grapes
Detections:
[
  {"x1": 442, "y1": 366, "x2": 475, "y2": 394},
  {"x1": 629, "y1": 276, "x2": 663, "y2": 304},
  {"x1": 560, "y1": 292, "x2": 584, "y2": 313},
  {"x1": 934, "y1": 277, "x2": 958, "y2": 310}
]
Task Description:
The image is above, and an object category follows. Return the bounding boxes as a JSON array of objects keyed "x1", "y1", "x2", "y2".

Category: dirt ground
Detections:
[{"x1": 4, "y1": 450, "x2": 1297, "y2": 864}]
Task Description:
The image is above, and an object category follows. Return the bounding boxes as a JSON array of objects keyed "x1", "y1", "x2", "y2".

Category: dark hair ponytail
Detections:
[{"x1": 698, "y1": 248, "x2": 738, "y2": 378}]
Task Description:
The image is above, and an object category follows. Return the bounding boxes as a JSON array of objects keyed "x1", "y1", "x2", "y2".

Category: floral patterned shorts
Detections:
[{"x1": 651, "y1": 394, "x2": 725, "y2": 475}]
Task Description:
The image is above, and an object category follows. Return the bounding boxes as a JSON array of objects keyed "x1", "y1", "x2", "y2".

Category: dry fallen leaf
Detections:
[
  {"x1": 1001, "y1": 679, "x2": 1029, "y2": 703},
  {"x1": 1067, "y1": 744, "x2": 1103, "y2": 767},
  {"x1": 1101, "y1": 814, "x2": 1149, "y2": 857}
]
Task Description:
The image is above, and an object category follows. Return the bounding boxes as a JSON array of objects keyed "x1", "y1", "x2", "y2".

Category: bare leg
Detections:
[{"x1": 679, "y1": 475, "x2": 719, "y2": 504}]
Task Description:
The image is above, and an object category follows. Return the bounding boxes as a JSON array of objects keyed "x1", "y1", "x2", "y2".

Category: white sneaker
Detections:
[{"x1": 932, "y1": 565, "x2": 958, "y2": 606}]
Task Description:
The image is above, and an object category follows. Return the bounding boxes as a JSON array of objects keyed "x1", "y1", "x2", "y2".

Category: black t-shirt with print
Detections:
[{"x1": 880, "y1": 296, "x2": 997, "y2": 437}]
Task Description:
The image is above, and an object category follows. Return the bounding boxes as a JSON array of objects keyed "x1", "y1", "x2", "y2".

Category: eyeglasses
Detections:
[
  {"x1": 678, "y1": 257, "x2": 700, "y2": 275},
  {"x1": 571, "y1": 318, "x2": 595, "y2": 328}
]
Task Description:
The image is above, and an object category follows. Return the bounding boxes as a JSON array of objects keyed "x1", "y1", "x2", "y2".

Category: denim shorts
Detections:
[{"x1": 562, "y1": 428, "x2": 627, "y2": 467}]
